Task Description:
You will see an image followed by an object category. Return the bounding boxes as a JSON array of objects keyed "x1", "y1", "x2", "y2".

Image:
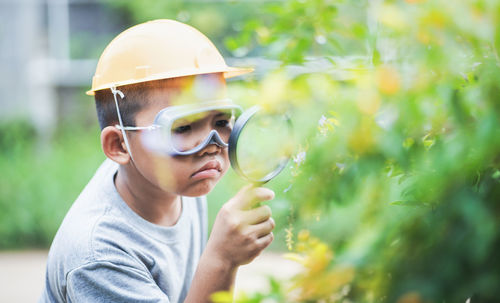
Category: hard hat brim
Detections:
[{"x1": 86, "y1": 66, "x2": 254, "y2": 96}]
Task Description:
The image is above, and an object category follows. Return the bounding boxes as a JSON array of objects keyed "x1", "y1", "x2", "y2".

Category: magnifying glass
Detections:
[{"x1": 228, "y1": 106, "x2": 293, "y2": 184}]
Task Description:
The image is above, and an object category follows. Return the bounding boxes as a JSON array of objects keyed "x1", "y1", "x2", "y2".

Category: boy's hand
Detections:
[{"x1": 206, "y1": 185, "x2": 275, "y2": 268}]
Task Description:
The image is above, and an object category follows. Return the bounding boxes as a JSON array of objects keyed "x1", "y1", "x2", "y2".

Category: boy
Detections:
[{"x1": 40, "y1": 19, "x2": 275, "y2": 302}]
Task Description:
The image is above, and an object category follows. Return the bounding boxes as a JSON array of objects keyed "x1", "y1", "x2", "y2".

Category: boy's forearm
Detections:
[
  {"x1": 184, "y1": 185, "x2": 275, "y2": 302},
  {"x1": 184, "y1": 250, "x2": 238, "y2": 303}
]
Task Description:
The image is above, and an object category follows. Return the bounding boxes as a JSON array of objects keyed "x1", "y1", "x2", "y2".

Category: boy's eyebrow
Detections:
[
  {"x1": 214, "y1": 112, "x2": 229, "y2": 118},
  {"x1": 172, "y1": 111, "x2": 230, "y2": 125},
  {"x1": 174, "y1": 111, "x2": 228, "y2": 125}
]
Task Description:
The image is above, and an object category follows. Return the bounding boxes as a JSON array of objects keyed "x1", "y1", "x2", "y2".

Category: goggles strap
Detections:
[{"x1": 111, "y1": 86, "x2": 135, "y2": 162}]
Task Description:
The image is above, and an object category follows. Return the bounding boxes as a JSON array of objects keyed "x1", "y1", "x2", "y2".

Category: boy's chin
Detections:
[{"x1": 182, "y1": 178, "x2": 219, "y2": 197}]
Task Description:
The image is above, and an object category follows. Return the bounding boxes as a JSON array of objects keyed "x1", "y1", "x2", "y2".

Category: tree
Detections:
[{"x1": 214, "y1": 0, "x2": 500, "y2": 302}]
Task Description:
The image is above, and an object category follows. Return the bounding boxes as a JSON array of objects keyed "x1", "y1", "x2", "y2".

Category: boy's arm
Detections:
[
  {"x1": 184, "y1": 185, "x2": 275, "y2": 303},
  {"x1": 66, "y1": 260, "x2": 171, "y2": 303}
]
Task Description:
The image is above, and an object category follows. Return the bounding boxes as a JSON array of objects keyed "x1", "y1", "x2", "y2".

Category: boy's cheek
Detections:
[
  {"x1": 149, "y1": 157, "x2": 179, "y2": 189},
  {"x1": 147, "y1": 153, "x2": 191, "y2": 187}
]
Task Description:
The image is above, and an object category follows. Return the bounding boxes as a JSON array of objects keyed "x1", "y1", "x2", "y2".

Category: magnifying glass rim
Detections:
[{"x1": 228, "y1": 105, "x2": 292, "y2": 184}]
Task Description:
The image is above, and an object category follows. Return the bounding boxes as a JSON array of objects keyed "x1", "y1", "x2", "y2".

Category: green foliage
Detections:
[
  {"x1": 103, "y1": 0, "x2": 260, "y2": 57},
  {"x1": 2, "y1": 0, "x2": 500, "y2": 301},
  {"x1": 0, "y1": 120, "x2": 104, "y2": 248},
  {"x1": 222, "y1": 0, "x2": 500, "y2": 302},
  {"x1": 226, "y1": 0, "x2": 369, "y2": 63}
]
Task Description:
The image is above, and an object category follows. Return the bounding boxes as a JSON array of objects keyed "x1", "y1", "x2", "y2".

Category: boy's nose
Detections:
[{"x1": 196, "y1": 142, "x2": 222, "y2": 157}]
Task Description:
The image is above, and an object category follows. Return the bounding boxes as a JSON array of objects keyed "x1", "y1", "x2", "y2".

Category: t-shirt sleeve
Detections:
[{"x1": 66, "y1": 261, "x2": 170, "y2": 303}]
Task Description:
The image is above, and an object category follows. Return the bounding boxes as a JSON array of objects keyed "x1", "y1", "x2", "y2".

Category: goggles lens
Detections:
[{"x1": 165, "y1": 109, "x2": 238, "y2": 153}]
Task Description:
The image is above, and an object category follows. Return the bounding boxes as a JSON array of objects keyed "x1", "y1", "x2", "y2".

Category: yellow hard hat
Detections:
[{"x1": 87, "y1": 19, "x2": 253, "y2": 95}]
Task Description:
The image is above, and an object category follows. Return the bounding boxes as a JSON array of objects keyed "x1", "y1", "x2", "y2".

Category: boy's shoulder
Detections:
[
  {"x1": 48, "y1": 158, "x2": 205, "y2": 261},
  {"x1": 44, "y1": 159, "x2": 208, "y2": 300},
  {"x1": 47, "y1": 159, "x2": 135, "y2": 266}
]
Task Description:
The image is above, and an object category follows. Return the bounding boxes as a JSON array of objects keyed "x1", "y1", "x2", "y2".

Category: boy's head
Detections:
[{"x1": 89, "y1": 19, "x2": 251, "y2": 197}]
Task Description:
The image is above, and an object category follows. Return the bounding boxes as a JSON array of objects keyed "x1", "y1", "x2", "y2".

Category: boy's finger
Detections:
[
  {"x1": 227, "y1": 184, "x2": 252, "y2": 209},
  {"x1": 247, "y1": 218, "x2": 275, "y2": 238},
  {"x1": 255, "y1": 232, "x2": 274, "y2": 250},
  {"x1": 232, "y1": 186, "x2": 275, "y2": 210},
  {"x1": 243, "y1": 205, "x2": 272, "y2": 225}
]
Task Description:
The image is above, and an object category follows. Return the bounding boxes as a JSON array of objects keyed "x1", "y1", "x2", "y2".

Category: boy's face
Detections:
[{"x1": 127, "y1": 75, "x2": 230, "y2": 197}]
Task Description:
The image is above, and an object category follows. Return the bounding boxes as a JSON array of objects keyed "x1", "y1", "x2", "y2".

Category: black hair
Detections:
[
  {"x1": 94, "y1": 77, "x2": 189, "y2": 130},
  {"x1": 94, "y1": 74, "x2": 225, "y2": 130}
]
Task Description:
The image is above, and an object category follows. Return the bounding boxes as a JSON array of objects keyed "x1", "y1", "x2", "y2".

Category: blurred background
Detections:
[
  {"x1": 0, "y1": 0, "x2": 272, "y2": 249},
  {"x1": 1, "y1": 0, "x2": 500, "y2": 302}
]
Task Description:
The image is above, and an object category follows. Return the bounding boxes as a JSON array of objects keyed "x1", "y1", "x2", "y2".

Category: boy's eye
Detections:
[
  {"x1": 173, "y1": 125, "x2": 191, "y2": 133},
  {"x1": 215, "y1": 120, "x2": 230, "y2": 127}
]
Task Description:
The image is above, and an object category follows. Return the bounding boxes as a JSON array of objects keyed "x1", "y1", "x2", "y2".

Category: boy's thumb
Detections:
[{"x1": 231, "y1": 185, "x2": 274, "y2": 210}]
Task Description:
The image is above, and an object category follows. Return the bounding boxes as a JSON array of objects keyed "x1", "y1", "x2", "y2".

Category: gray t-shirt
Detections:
[{"x1": 39, "y1": 159, "x2": 208, "y2": 303}]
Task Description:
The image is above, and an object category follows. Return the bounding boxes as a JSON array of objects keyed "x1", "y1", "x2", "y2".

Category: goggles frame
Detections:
[{"x1": 115, "y1": 98, "x2": 242, "y2": 156}]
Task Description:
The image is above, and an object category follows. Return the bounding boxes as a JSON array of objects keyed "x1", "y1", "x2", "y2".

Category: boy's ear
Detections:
[{"x1": 101, "y1": 126, "x2": 131, "y2": 165}]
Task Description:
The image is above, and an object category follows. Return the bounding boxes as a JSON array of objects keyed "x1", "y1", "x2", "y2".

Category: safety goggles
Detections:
[{"x1": 116, "y1": 99, "x2": 242, "y2": 156}]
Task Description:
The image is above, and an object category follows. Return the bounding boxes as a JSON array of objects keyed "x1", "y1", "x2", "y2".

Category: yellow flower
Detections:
[
  {"x1": 283, "y1": 253, "x2": 307, "y2": 265},
  {"x1": 297, "y1": 230, "x2": 310, "y2": 242},
  {"x1": 285, "y1": 231, "x2": 355, "y2": 302},
  {"x1": 285, "y1": 227, "x2": 295, "y2": 251},
  {"x1": 306, "y1": 242, "x2": 332, "y2": 274},
  {"x1": 376, "y1": 65, "x2": 401, "y2": 96}
]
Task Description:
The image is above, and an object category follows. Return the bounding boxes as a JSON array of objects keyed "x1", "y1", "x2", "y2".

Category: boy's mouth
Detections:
[{"x1": 191, "y1": 160, "x2": 222, "y2": 179}]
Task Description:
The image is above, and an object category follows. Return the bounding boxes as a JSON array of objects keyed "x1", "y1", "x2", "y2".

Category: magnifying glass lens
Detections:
[{"x1": 233, "y1": 110, "x2": 293, "y2": 182}]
